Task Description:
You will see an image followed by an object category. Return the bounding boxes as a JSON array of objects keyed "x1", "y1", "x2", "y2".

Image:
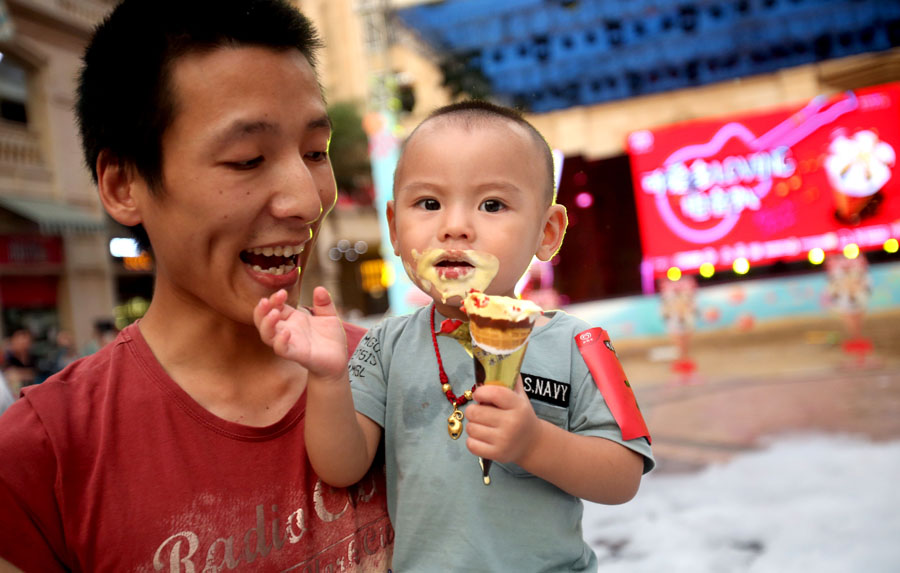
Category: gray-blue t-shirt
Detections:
[{"x1": 349, "y1": 305, "x2": 654, "y2": 572}]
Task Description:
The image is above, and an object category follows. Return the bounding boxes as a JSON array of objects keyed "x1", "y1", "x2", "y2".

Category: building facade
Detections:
[{"x1": 0, "y1": 0, "x2": 121, "y2": 355}]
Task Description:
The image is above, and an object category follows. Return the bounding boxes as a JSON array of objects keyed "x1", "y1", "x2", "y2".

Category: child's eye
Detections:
[
  {"x1": 480, "y1": 199, "x2": 506, "y2": 213},
  {"x1": 228, "y1": 156, "x2": 264, "y2": 170},
  {"x1": 415, "y1": 198, "x2": 441, "y2": 210}
]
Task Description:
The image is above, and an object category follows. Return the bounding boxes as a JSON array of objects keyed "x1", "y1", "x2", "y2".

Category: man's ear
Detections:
[
  {"x1": 535, "y1": 204, "x2": 568, "y2": 262},
  {"x1": 96, "y1": 150, "x2": 146, "y2": 227},
  {"x1": 386, "y1": 199, "x2": 400, "y2": 256}
]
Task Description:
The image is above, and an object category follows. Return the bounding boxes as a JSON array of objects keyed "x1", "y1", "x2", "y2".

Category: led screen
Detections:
[{"x1": 627, "y1": 82, "x2": 900, "y2": 278}]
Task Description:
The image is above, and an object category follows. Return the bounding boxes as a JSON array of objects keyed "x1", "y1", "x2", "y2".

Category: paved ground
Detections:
[{"x1": 615, "y1": 309, "x2": 900, "y2": 473}]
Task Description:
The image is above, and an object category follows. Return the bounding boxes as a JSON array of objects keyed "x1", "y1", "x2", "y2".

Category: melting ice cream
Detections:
[
  {"x1": 463, "y1": 291, "x2": 542, "y2": 356},
  {"x1": 407, "y1": 248, "x2": 500, "y2": 303}
]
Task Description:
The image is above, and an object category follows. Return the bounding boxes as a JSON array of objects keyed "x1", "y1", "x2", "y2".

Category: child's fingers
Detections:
[
  {"x1": 465, "y1": 436, "x2": 493, "y2": 459},
  {"x1": 464, "y1": 402, "x2": 500, "y2": 431},
  {"x1": 253, "y1": 297, "x2": 271, "y2": 328},
  {"x1": 257, "y1": 308, "x2": 283, "y2": 344},
  {"x1": 271, "y1": 288, "x2": 288, "y2": 306},
  {"x1": 310, "y1": 286, "x2": 338, "y2": 318},
  {"x1": 472, "y1": 384, "x2": 517, "y2": 409},
  {"x1": 267, "y1": 289, "x2": 290, "y2": 316},
  {"x1": 272, "y1": 326, "x2": 293, "y2": 358},
  {"x1": 513, "y1": 374, "x2": 525, "y2": 395},
  {"x1": 254, "y1": 290, "x2": 290, "y2": 326}
]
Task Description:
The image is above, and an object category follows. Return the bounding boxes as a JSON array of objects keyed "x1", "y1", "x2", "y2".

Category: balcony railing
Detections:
[{"x1": 0, "y1": 121, "x2": 52, "y2": 184}]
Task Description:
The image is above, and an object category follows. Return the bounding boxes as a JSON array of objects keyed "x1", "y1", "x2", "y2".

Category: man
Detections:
[{"x1": 0, "y1": 1, "x2": 392, "y2": 570}]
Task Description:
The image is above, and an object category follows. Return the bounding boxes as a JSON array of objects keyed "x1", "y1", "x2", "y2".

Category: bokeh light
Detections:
[
  {"x1": 574, "y1": 191, "x2": 593, "y2": 208},
  {"x1": 885, "y1": 238, "x2": 899, "y2": 254},
  {"x1": 808, "y1": 248, "x2": 825, "y2": 265},
  {"x1": 733, "y1": 258, "x2": 750, "y2": 275},
  {"x1": 843, "y1": 243, "x2": 860, "y2": 259},
  {"x1": 699, "y1": 262, "x2": 715, "y2": 278},
  {"x1": 666, "y1": 267, "x2": 682, "y2": 281}
]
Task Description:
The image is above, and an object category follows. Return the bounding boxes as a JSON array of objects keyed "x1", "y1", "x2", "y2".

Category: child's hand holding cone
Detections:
[{"x1": 465, "y1": 373, "x2": 542, "y2": 473}]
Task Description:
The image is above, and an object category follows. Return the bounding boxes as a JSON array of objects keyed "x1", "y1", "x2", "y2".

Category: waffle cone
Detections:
[{"x1": 469, "y1": 322, "x2": 533, "y2": 353}]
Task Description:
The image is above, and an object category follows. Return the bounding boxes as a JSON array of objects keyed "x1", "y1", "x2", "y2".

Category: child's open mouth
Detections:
[
  {"x1": 434, "y1": 259, "x2": 475, "y2": 280},
  {"x1": 240, "y1": 244, "x2": 304, "y2": 276}
]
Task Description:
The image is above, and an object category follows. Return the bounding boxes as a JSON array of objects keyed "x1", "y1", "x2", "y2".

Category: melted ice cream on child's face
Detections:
[{"x1": 406, "y1": 248, "x2": 500, "y2": 303}]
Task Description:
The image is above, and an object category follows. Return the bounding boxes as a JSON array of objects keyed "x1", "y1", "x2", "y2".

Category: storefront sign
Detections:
[
  {"x1": 627, "y1": 82, "x2": 900, "y2": 278},
  {"x1": 0, "y1": 235, "x2": 63, "y2": 266}
]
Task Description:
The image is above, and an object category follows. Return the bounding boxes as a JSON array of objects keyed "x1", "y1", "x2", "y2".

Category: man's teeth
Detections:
[
  {"x1": 251, "y1": 262, "x2": 297, "y2": 275},
  {"x1": 247, "y1": 244, "x2": 304, "y2": 257}
]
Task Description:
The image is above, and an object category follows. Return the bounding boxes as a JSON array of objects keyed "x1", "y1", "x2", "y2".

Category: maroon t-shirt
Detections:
[{"x1": 0, "y1": 323, "x2": 393, "y2": 572}]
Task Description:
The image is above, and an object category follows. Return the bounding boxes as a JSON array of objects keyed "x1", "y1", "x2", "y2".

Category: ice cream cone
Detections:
[
  {"x1": 463, "y1": 292, "x2": 542, "y2": 485},
  {"x1": 468, "y1": 322, "x2": 533, "y2": 355}
]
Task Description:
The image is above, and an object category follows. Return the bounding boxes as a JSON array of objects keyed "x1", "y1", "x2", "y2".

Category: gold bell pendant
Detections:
[{"x1": 447, "y1": 407, "x2": 464, "y2": 440}]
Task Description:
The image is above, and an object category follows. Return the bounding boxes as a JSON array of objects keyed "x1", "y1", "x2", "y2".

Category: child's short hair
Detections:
[
  {"x1": 76, "y1": 0, "x2": 323, "y2": 250},
  {"x1": 401, "y1": 100, "x2": 556, "y2": 205}
]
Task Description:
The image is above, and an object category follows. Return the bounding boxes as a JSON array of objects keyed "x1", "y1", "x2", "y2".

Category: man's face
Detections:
[
  {"x1": 135, "y1": 46, "x2": 336, "y2": 324},
  {"x1": 388, "y1": 119, "x2": 558, "y2": 317}
]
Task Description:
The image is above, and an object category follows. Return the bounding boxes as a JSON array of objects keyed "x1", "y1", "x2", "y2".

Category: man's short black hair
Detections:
[
  {"x1": 76, "y1": 0, "x2": 324, "y2": 250},
  {"x1": 398, "y1": 99, "x2": 556, "y2": 204}
]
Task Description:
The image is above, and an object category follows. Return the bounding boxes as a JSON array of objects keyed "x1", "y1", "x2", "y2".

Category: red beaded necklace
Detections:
[{"x1": 430, "y1": 304, "x2": 476, "y2": 440}]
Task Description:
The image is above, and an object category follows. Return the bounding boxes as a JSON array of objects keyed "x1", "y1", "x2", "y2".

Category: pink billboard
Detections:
[{"x1": 627, "y1": 82, "x2": 900, "y2": 280}]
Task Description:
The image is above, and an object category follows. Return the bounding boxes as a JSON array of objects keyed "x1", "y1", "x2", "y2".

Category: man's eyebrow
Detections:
[
  {"x1": 212, "y1": 115, "x2": 331, "y2": 148},
  {"x1": 308, "y1": 114, "x2": 332, "y2": 132},
  {"x1": 213, "y1": 120, "x2": 280, "y2": 148}
]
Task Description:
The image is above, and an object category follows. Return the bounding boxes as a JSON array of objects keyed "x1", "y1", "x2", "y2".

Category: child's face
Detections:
[{"x1": 388, "y1": 119, "x2": 566, "y2": 318}]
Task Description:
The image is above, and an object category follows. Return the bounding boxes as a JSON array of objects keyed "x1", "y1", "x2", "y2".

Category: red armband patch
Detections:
[{"x1": 575, "y1": 328, "x2": 651, "y2": 444}]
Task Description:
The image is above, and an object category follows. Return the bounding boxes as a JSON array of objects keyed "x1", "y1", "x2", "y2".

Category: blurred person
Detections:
[
  {"x1": 0, "y1": 1, "x2": 392, "y2": 570},
  {"x1": 659, "y1": 275, "x2": 698, "y2": 374},
  {"x1": 80, "y1": 318, "x2": 118, "y2": 356},
  {"x1": 40, "y1": 330, "x2": 80, "y2": 376},
  {"x1": 1, "y1": 329, "x2": 39, "y2": 391},
  {"x1": 824, "y1": 254, "x2": 873, "y2": 355},
  {"x1": 255, "y1": 100, "x2": 653, "y2": 571}
]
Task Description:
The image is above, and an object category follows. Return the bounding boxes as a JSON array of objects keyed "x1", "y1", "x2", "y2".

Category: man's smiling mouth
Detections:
[{"x1": 240, "y1": 244, "x2": 304, "y2": 275}]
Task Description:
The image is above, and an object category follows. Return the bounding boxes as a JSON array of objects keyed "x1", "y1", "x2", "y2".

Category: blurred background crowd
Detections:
[{"x1": 0, "y1": 318, "x2": 115, "y2": 396}]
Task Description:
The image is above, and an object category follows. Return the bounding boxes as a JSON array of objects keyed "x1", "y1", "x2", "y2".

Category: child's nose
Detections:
[{"x1": 440, "y1": 207, "x2": 474, "y2": 241}]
